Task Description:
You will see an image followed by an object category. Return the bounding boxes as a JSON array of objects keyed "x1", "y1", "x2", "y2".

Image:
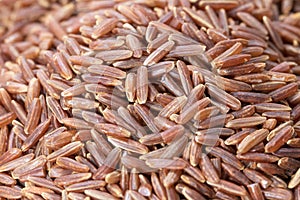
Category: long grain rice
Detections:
[{"x1": 0, "y1": 0, "x2": 299, "y2": 199}]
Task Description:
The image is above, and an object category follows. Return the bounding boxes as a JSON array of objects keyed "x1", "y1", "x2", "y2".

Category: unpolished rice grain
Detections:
[
  {"x1": 136, "y1": 66, "x2": 149, "y2": 104},
  {"x1": 47, "y1": 141, "x2": 83, "y2": 162},
  {"x1": 85, "y1": 141, "x2": 106, "y2": 166},
  {"x1": 289, "y1": 168, "x2": 300, "y2": 189},
  {"x1": 183, "y1": 7, "x2": 213, "y2": 29},
  {"x1": 265, "y1": 126, "x2": 294, "y2": 153},
  {"x1": 243, "y1": 168, "x2": 272, "y2": 189},
  {"x1": 0, "y1": 0, "x2": 300, "y2": 199},
  {"x1": 46, "y1": 96, "x2": 67, "y2": 123},
  {"x1": 287, "y1": 138, "x2": 300, "y2": 147},
  {"x1": 85, "y1": 189, "x2": 119, "y2": 200},
  {"x1": 11, "y1": 155, "x2": 46, "y2": 179},
  {"x1": 269, "y1": 82, "x2": 298, "y2": 102},
  {"x1": 94, "y1": 123, "x2": 131, "y2": 138},
  {"x1": 88, "y1": 65, "x2": 126, "y2": 79},
  {"x1": 21, "y1": 118, "x2": 51, "y2": 151},
  {"x1": 173, "y1": 97, "x2": 211, "y2": 124},
  {"x1": 215, "y1": 76, "x2": 252, "y2": 92},
  {"x1": 183, "y1": 84, "x2": 205, "y2": 111},
  {"x1": 65, "y1": 180, "x2": 106, "y2": 192},
  {"x1": 247, "y1": 183, "x2": 264, "y2": 199},
  {"x1": 207, "y1": 179, "x2": 247, "y2": 196},
  {"x1": 213, "y1": 53, "x2": 251, "y2": 68},
  {"x1": 189, "y1": 138, "x2": 202, "y2": 167},
  {"x1": 195, "y1": 114, "x2": 234, "y2": 129},
  {"x1": 0, "y1": 153, "x2": 34, "y2": 172},
  {"x1": 206, "y1": 83, "x2": 241, "y2": 111},
  {"x1": 199, "y1": 153, "x2": 219, "y2": 183},
  {"x1": 161, "y1": 74, "x2": 185, "y2": 97},
  {"x1": 41, "y1": 192, "x2": 61, "y2": 200},
  {"x1": 108, "y1": 137, "x2": 149, "y2": 154},
  {"x1": 92, "y1": 18, "x2": 118, "y2": 39},
  {"x1": 138, "y1": 175, "x2": 153, "y2": 197},
  {"x1": 0, "y1": 186, "x2": 22, "y2": 199},
  {"x1": 143, "y1": 41, "x2": 175, "y2": 66},
  {"x1": 208, "y1": 147, "x2": 244, "y2": 170},
  {"x1": 263, "y1": 187, "x2": 294, "y2": 200},
  {"x1": 180, "y1": 184, "x2": 206, "y2": 200},
  {"x1": 194, "y1": 106, "x2": 219, "y2": 121},
  {"x1": 267, "y1": 121, "x2": 294, "y2": 141},
  {"x1": 256, "y1": 162, "x2": 287, "y2": 177},
  {"x1": 56, "y1": 157, "x2": 89, "y2": 173},
  {"x1": 121, "y1": 155, "x2": 154, "y2": 173},
  {"x1": 255, "y1": 102, "x2": 292, "y2": 113},
  {"x1": 226, "y1": 116, "x2": 267, "y2": 128},
  {"x1": 232, "y1": 105, "x2": 255, "y2": 118},
  {"x1": 273, "y1": 148, "x2": 300, "y2": 158},
  {"x1": 222, "y1": 162, "x2": 251, "y2": 185},
  {"x1": 176, "y1": 60, "x2": 193, "y2": 95},
  {"x1": 54, "y1": 173, "x2": 92, "y2": 186},
  {"x1": 150, "y1": 172, "x2": 167, "y2": 200},
  {"x1": 125, "y1": 73, "x2": 136, "y2": 102},
  {"x1": 159, "y1": 95, "x2": 187, "y2": 118},
  {"x1": 237, "y1": 12, "x2": 268, "y2": 35},
  {"x1": 140, "y1": 125, "x2": 185, "y2": 145},
  {"x1": 0, "y1": 112, "x2": 16, "y2": 128},
  {"x1": 93, "y1": 148, "x2": 121, "y2": 180},
  {"x1": 133, "y1": 103, "x2": 159, "y2": 133},
  {"x1": 0, "y1": 148, "x2": 22, "y2": 166},
  {"x1": 61, "y1": 118, "x2": 92, "y2": 130},
  {"x1": 232, "y1": 91, "x2": 272, "y2": 103},
  {"x1": 224, "y1": 130, "x2": 249, "y2": 145},
  {"x1": 167, "y1": 44, "x2": 206, "y2": 57},
  {"x1": 10, "y1": 100, "x2": 27, "y2": 125},
  {"x1": 212, "y1": 42, "x2": 243, "y2": 63},
  {"x1": 96, "y1": 50, "x2": 133, "y2": 62},
  {"x1": 0, "y1": 172, "x2": 16, "y2": 185},
  {"x1": 237, "y1": 128, "x2": 269, "y2": 154},
  {"x1": 21, "y1": 185, "x2": 55, "y2": 196},
  {"x1": 27, "y1": 177, "x2": 62, "y2": 193},
  {"x1": 236, "y1": 152, "x2": 280, "y2": 163},
  {"x1": 180, "y1": 174, "x2": 213, "y2": 197}
]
